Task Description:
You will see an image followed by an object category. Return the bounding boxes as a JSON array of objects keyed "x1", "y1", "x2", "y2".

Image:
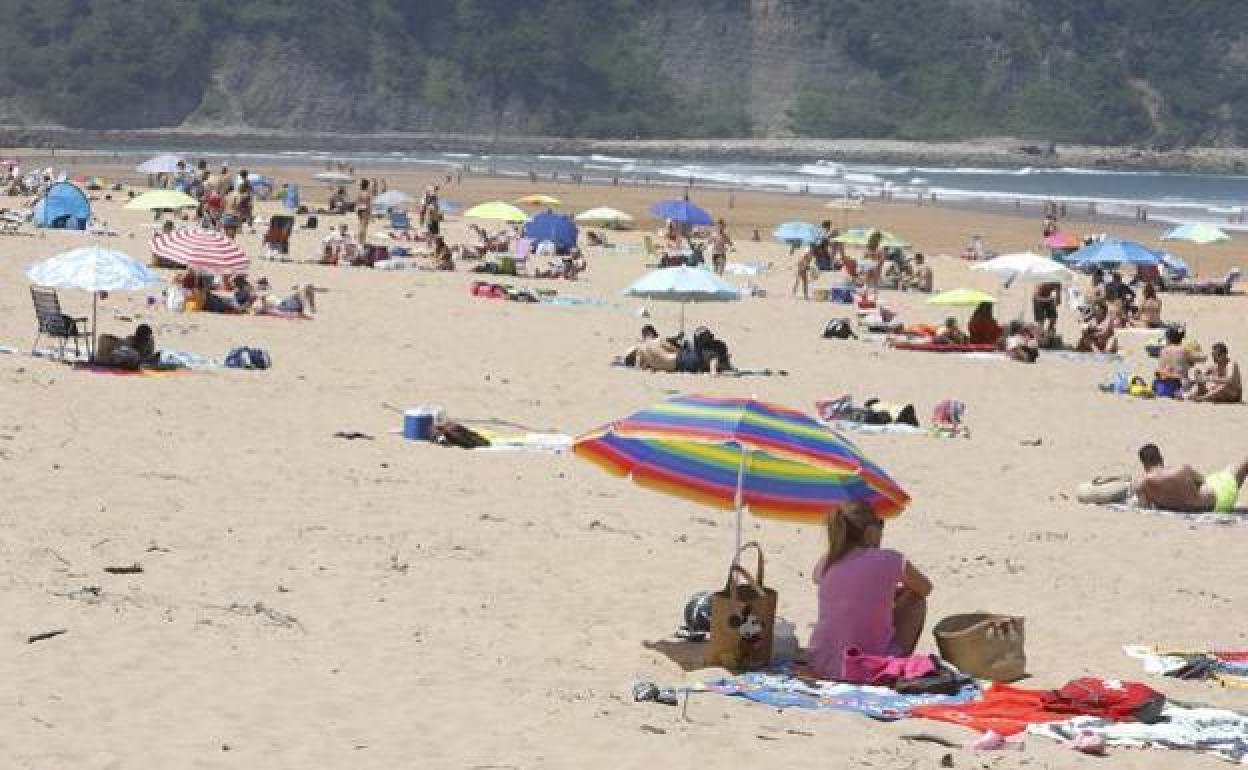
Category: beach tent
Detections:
[
  {"x1": 523, "y1": 212, "x2": 579, "y2": 251},
  {"x1": 32, "y1": 182, "x2": 90, "y2": 230}
]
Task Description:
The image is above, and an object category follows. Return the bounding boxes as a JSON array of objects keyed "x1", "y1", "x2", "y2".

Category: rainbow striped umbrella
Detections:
[{"x1": 574, "y1": 395, "x2": 909, "y2": 551}]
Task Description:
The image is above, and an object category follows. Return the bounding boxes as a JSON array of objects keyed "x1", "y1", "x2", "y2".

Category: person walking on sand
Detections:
[
  {"x1": 356, "y1": 179, "x2": 373, "y2": 245},
  {"x1": 708, "y1": 219, "x2": 733, "y2": 276},
  {"x1": 1133, "y1": 444, "x2": 1248, "y2": 513}
]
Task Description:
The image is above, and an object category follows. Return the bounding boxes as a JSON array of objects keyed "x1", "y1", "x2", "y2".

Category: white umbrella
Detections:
[
  {"x1": 972, "y1": 252, "x2": 1073, "y2": 321},
  {"x1": 972, "y1": 252, "x2": 1075, "y2": 285},
  {"x1": 575, "y1": 206, "x2": 634, "y2": 225},
  {"x1": 623, "y1": 266, "x2": 741, "y2": 331},
  {"x1": 373, "y1": 190, "x2": 412, "y2": 209},
  {"x1": 314, "y1": 171, "x2": 354, "y2": 185},
  {"x1": 27, "y1": 247, "x2": 161, "y2": 359},
  {"x1": 136, "y1": 154, "x2": 187, "y2": 174}
]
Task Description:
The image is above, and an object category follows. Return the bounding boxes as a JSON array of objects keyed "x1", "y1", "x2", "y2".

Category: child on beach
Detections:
[{"x1": 808, "y1": 502, "x2": 931, "y2": 681}]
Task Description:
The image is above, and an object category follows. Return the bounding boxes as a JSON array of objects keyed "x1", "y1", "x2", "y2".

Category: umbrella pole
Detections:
[
  {"x1": 680, "y1": 302, "x2": 686, "y2": 334},
  {"x1": 732, "y1": 448, "x2": 747, "y2": 559},
  {"x1": 91, "y1": 292, "x2": 98, "y2": 362}
]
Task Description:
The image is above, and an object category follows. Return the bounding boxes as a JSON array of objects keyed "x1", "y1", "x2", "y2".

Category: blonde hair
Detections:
[{"x1": 820, "y1": 502, "x2": 878, "y2": 577}]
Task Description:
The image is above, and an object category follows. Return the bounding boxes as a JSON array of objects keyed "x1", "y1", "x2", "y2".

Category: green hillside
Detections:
[{"x1": 0, "y1": 0, "x2": 1244, "y2": 146}]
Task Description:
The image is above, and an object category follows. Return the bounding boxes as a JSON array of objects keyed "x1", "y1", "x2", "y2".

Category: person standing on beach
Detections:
[
  {"x1": 1033, "y1": 282, "x2": 1061, "y2": 339},
  {"x1": 708, "y1": 220, "x2": 733, "y2": 275},
  {"x1": 356, "y1": 179, "x2": 373, "y2": 245},
  {"x1": 793, "y1": 243, "x2": 814, "y2": 300}
]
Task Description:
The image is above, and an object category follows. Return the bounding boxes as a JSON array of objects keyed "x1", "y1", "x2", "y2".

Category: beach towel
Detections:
[
  {"x1": 1100, "y1": 502, "x2": 1248, "y2": 526},
  {"x1": 155, "y1": 350, "x2": 217, "y2": 370},
  {"x1": 472, "y1": 431, "x2": 572, "y2": 453},
  {"x1": 1124, "y1": 645, "x2": 1248, "y2": 688},
  {"x1": 890, "y1": 340, "x2": 999, "y2": 354},
  {"x1": 1028, "y1": 705, "x2": 1248, "y2": 765},
  {"x1": 703, "y1": 670, "x2": 979, "y2": 721},
  {"x1": 72, "y1": 363, "x2": 187, "y2": 377},
  {"x1": 1049, "y1": 350, "x2": 1124, "y2": 363}
]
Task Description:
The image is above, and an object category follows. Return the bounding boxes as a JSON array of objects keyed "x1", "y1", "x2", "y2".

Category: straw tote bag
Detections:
[
  {"x1": 933, "y1": 613, "x2": 1026, "y2": 682},
  {"x1": 706, "y1": 542, "x2": 778, "y2": 671}
]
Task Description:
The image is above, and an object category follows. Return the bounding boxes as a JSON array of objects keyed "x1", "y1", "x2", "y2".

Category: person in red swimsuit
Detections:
[{"x1": 967, "y1": 302, "x2": 1003, "y2": 346}]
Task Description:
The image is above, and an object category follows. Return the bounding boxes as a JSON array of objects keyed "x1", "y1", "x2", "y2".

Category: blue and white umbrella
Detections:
[
  {"x1": 1162, "y1": 223, "x2": 1230, "y2": 244},
  {"x1": 1068, "y1": 238, "x2": 1163, "y2": 267},
  {"x1": 772, "y1": 221, "x2": 823, "y2": 245},
  {"x1": 135, "y1": 154, "x2": 187, "y2": 174},
  {"x1": 623, "y1": 266, "x2": 741, "y2": 331},
  {"x1": 27, "y1": 247, "x2": 161, "y2": 358}
]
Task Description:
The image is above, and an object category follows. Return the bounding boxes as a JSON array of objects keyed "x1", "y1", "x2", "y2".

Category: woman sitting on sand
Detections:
[
  {"x1": 1133, "y1": 283, "x2": 1163, "y2": 328},
  {"x1": 1077, "y1": 301, "x2": 1120, "y2": 354},
  {"x1": 431, "y1": 236, "x2": 454, "y2": 271},
  {"x1": 967, "y1": 302, "x2": 1003, "y2": 346},
  {"x1": 1005, "y1": 320, "x2": 1039, "y2": 363},
  {"x1": 808, "y1": 502, "x2": 932, "y2": 681},
  {"x1": 933, "y1": 317, "x2": 968, "y2": 345},
  {"x1": 256, "y1": 282, "x2": 317, "y2": 317},
  {"x1": 95, "y1": 324, "x2": 158, "y2": 369}
]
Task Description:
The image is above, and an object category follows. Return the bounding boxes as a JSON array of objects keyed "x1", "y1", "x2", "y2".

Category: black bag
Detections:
[
  {"x1": 822, "y1": 318, "x2": 857, "y2": 340},
  {"x1": 434, "y1": 422, "x2": 491, "y2": 449}
]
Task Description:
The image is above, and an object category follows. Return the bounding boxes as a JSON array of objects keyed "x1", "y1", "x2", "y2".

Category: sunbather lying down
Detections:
[{"x1": 1133, "y1": 443, "x2": 1248, "y2": 513}]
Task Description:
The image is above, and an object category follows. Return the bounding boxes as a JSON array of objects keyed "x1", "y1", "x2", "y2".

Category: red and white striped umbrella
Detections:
[{"x1": 150, "y1": 227, "x2": 248, "y2": 274}]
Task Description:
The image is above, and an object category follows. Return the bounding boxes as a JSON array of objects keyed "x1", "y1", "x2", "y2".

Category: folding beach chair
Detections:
[
  {"x1": 30, "y1": 286, "x2": 90, "y2": 359},
  {"x1": 262, "y1": 215, "x2": 295, "y2": 258},
  {"x1": 388, "y1": 210, "x2": 411, "y2": 230}
]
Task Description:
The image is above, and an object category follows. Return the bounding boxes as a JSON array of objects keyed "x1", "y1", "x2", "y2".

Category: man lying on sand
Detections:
[{"x1": 1133, "y1": 443, "x2": 1247, "y2": 512}]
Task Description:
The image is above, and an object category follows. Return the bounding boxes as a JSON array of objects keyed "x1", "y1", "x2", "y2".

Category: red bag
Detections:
[{"x1": 1042, "y1": 678, "x2": 1165, "y2": 723}]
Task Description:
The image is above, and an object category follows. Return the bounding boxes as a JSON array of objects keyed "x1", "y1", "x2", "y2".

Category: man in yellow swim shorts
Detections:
[{"x1": 1133, "y1": 444, "x2": 1247, "y2": 513}]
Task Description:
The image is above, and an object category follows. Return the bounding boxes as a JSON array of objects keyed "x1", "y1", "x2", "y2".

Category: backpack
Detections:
[
  {"x1": 224, "y1": 346, "x2": 271, "y2": 370},
  {"x1": 822, "y1": 318, "x2": 857, "y2": 340}
]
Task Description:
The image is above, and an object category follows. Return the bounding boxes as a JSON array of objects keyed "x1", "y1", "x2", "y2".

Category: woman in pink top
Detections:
[{"x1": 808, "y1": 502, "x2": 932, "y2": 681}]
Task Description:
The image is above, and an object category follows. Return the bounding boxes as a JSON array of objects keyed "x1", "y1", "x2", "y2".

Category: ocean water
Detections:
[{"x1": 96, "y1": 145, "x2": 1248, "y2": 227}]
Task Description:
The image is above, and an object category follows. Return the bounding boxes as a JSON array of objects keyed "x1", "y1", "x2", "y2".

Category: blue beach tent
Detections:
[{"x1": 32, "y1": 182, "x2": 90, "y2": 230}]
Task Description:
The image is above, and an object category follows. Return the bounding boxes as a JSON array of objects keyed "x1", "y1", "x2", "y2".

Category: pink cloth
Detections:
[
  {"x1": 842, "y1": 649, "x2": 936, "y2": 685},
  {"x1": 809, "y1": 548, "x2": 905, "y2": 680}
]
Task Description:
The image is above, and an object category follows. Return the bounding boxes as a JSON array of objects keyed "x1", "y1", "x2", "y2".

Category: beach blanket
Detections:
[
  {"x1": 831, "y1": 421, "x2": 929, "y2": 436},
  {"x1": 255, "y1": 309, "x2": 311, "y2": 320},
  {"x1": 1028, "y1": 705, "x2": 1248, "y2": 765},
  {"x1": 72, "y1": 363, "x2": 188, "y2": 377},
  {"x1": 1102, "y1": 502, "x2": 1248, "y2": 526},
  {"x1": 1049, "y1": 350, "x2": 1123, "y2": 363},
  {"x1": 539, "y1": 295, "x2": 609, "y2": 308},
  {"x1": 159, "y1": 350, "x2": 220, "y2": 370},
  {"x1": 473, "y1": 431, "x2": 572, "y2": 454},
  {"x1": 889, "y1": 340, "x2": 999, "y2": 354},
  {"x1": 703, "y1": 670, "x2": 979, "y2": 721},
  {"x1": 1125, "y1": 645, "x2": 1248, "y2": 688}
]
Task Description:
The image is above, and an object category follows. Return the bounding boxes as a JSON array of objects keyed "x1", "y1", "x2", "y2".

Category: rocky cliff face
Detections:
[{"x1": 179, "y1": 3, "x2": 861, "y2": 136}]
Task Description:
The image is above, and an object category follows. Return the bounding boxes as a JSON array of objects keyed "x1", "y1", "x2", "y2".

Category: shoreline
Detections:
[{"x1": 5, "y1": 125, "x2": 1248, "y2": 175}]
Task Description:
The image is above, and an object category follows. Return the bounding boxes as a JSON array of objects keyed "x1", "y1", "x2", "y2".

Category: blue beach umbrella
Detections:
[
  {"x1": 772, "y1": 221, "x2": 823, "y2": 245},
  {"x1": 650, "y1": 199, "x2": 713, "y2": 226},
  {"x1": 524, "y1": 211, "x2": 579, "y2": 251},
  {"x1": 1068, "y1": 238, "x2": 1162, "y2": 267}
]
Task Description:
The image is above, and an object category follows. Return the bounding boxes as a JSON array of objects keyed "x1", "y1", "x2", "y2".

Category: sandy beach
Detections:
[{"x1": 2, "y1": 159, "x2": 1246, "y2": 768}]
